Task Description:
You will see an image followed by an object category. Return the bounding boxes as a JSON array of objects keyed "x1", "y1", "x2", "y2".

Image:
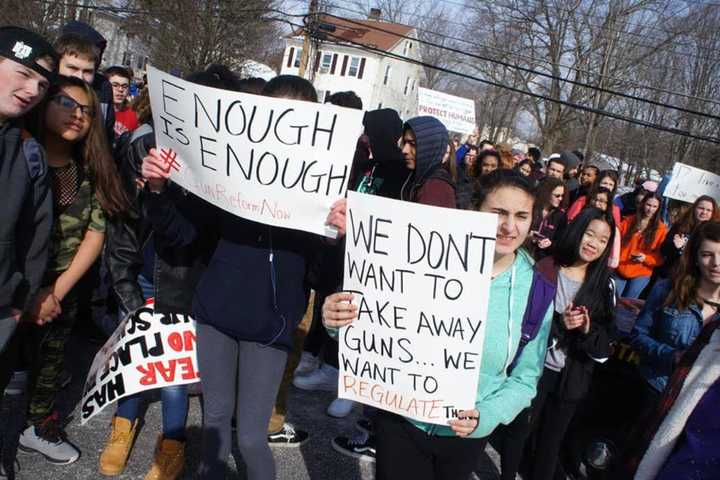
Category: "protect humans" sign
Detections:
[
  {"x1": 147, "y1": 66, "x2": 364, "y2": 237},
  {"x1": 339, "y1": 192, "x2": 497, "y2": 425}
]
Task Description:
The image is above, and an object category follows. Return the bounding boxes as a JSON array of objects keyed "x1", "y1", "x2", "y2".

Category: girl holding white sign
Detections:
[{"x1": 323, "y1": 171, "x2": 554, "y2": 480}]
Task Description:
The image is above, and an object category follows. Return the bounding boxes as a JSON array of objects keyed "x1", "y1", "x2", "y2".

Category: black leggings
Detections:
[
  {"x1": 375, "y1": 411, "x2": 487, "y2": 480},
  {"x1": 302, "y1": 289, "x2": 338, "y2": 368},
  {"x1": 498, "y1": 368, "x2": 579, "y2": 480}
]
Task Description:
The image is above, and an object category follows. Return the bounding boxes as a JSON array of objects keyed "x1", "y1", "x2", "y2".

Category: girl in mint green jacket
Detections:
[{"x1": 324, "y1": 172, "x2": 553, "y2": 479}]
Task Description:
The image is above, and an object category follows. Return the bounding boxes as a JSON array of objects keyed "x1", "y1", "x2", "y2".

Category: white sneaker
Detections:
[
  {"x1": 293, "y1": 352, "x2": 320, "y2": 377},
  {"x1": 18, "y1": 416, "x2": 80, "y2": 465},
  {"x1": 327, "y1": 398, "x2": 355, "y2": 418},
  {"x1": 292, "y1": 363, "x2": 338, "y2": 391}
]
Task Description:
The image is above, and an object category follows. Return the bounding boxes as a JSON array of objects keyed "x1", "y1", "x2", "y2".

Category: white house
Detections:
[
  {"x1": 280, "y1": 15, "x2": 425, "y2": 117},
  {"x1": 87, "y1": 0, "x2": 151, "y2": 82}
]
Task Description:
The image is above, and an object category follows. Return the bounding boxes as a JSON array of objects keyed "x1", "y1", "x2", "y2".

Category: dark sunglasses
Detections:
[{"x1": 51, "y1": 94, "x2": 95, "y2": 118}]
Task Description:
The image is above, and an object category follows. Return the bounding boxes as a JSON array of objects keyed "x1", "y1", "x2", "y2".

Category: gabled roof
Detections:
[{"x1": 290, "y1": 15, "x2": 414, "y2": 52}]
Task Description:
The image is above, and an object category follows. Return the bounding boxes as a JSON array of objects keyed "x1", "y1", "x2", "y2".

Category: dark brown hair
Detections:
[
  {"x1": 132, "y1": 86, "x2": 151, "y2": 124},
  {"x1": 622, "y1": 192, "x2": 663, "y2": 248},
  {"x1": 535, "y1": 177, "x2": 567, "y2": 213},
  {"x1": 37, "y1": 76, "x2": 129, "y2": 217},
  {"x1": 666, "y1": 221, "x2": 720, "y2": 310},
  {"x1": 54, "y1": 35, "x2": 100, "y2": 64}
]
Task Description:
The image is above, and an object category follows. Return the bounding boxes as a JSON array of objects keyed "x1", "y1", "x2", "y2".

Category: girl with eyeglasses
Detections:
[
  {"x1": 530, "y1": 177, "x2": 568, "y2": 259},
  {"x1": 18, "y1": 75, "x2": 128, "y2": 464}
]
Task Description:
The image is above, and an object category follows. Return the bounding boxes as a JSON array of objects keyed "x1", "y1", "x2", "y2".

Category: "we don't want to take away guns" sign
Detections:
[{"x1": 339, "y1": 192, "x2": 497, "y2": 425}]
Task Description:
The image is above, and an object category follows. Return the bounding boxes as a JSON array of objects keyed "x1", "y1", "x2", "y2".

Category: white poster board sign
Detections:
[
  {"x1": 339, "y1": 192, "x2": 497, "y2": 425},
  {"x1": 147, "y1": 66, "x2": 364, "y2": 237},
  {"x1": 664, "y1": 162, "x2": 720, "y2": 203},
  {"x1": 80, "y1": 301, "x2": 199, "y2": 424},
  {"x1": 417, "y1": 87, "x2": 476, "y2": 134}
]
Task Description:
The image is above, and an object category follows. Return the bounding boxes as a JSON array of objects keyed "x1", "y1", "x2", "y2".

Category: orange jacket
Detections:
[{"x1": 617, "y1": 215, "x2": 668, "y2": 279}]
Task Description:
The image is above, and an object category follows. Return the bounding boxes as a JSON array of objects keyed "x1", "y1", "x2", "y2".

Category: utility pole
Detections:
[{"x1": 298, "y1": 0, "x2": 319, "y2": 79}]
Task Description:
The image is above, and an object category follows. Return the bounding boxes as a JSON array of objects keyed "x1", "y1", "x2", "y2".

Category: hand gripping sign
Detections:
[
  {"x1": 339, "y1": 192, "x2": 497, "y2": 425},
  {"x1": 80, "y1": 300, "x2": 200, "y2": 424},
  {"x1": 147, "y1": 66, "x2": 365, "y2": 238}
]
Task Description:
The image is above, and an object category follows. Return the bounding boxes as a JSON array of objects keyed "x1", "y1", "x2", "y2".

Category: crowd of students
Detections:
[{"x1": 0, "y1": 23, "x2": 719, "y2": 480}]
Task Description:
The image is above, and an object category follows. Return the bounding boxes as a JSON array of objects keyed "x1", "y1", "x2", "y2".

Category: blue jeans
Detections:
[
  {"x1": 614, "y1": 274, "x2": 651, "y2": 299},
  {"x1": 115, "y1": 274, "x2": 188, "y2": 440}
]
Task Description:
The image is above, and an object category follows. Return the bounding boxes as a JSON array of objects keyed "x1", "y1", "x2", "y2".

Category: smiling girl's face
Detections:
[{"x1": 45, "y1": 85, "x2": 92, "y2": 142}]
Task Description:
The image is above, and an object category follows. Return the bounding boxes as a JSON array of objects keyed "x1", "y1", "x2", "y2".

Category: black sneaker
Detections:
[
  {"x1": 267, "y1": 423, "x2": 308, "y2": 448},
  {"x1": 355, "y1": 418, "x2": 373, "y2": 435},
  {"x1": 332, "y1": 432, "x2": 376, "y2": 462}
]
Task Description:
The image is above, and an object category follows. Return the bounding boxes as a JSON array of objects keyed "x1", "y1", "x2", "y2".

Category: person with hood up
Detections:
[{"x1": 399, "y1": 116, "x2": 456, "y2": 208}]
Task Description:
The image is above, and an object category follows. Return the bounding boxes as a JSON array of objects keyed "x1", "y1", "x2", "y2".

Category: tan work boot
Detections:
[
  {"x1": 144, "y1": 435, "x2": 185, "y2": 480},
  {"x1": 99, "y1": 416, "x2": 138, "y2": 476}
]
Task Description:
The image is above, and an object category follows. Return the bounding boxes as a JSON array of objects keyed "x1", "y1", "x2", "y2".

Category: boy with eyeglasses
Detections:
[{"x1": 105, "y1": 65, "x2": 138, "y2": 137}]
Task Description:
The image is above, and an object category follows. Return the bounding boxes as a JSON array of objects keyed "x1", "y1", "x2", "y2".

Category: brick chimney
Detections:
[{"x1": 368, "y1": 8, "x2": 381, "y2": 20}]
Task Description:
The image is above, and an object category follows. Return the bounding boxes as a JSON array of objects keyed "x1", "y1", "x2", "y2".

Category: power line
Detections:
[
  {"x1": 287, "y1": 18, "x2": 720, "y2": 144},
  {"x1": 325, "y1": 2, "x2": 720, "y2": 107},
  {"x1": 327, "y1": 0, "x2": 720, "y2": 67},
  {"x1": 442, "y1": 0, "x2": 720, "y2": 60},
  {"x1": 321, "y1": 12, "x2": 720, "y2": 121}
]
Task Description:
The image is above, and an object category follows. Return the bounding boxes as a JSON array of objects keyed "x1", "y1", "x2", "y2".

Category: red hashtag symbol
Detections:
[{"x1": 160, "y1": 148, "x2": 181, "y2": 172}]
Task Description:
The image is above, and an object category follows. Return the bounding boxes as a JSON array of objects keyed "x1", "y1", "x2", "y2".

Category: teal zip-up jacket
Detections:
[{"x1": 329, "y1": 248, "x2": 553, "y2": 439}]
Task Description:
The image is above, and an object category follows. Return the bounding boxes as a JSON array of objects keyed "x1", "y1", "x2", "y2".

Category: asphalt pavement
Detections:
[{"x1": 13, "y1": 332, "x2": 502, "y2": 480}]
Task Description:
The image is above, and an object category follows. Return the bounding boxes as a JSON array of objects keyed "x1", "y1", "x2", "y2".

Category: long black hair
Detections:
[{"x1": 552, "y1": 207, "x2": 616, "y2": 325}]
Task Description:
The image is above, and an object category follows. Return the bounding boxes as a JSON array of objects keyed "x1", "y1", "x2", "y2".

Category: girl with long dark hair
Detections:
[
  {"x1": 530, "y1": 177, "x2": 567, "y2": 258},
  {"x1": 615, "y1": 192, "x2": 668, "y2": 298},
  {"x1": 499, "y1": 207, "x2": 616, "y2": 480},
  {"x1": 19, "y1": 75, "x2": 128, "y2": 464},
  {"x1": 631, "y1": 221, "x2": 720, "y2": 398}
]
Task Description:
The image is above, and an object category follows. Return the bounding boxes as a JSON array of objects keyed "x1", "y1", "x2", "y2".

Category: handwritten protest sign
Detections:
[
  {"x1": 80, "y1": 301, "x2": 199, "y2": 424},
  {"x1": 417, "y1": 87, "x2": 476, "y2": 134},
  {"x1": 339, "y1": 192, "x2": 497, "y2": 425},
  {"x1": 664, "y1": 162, "x2": 720, "y2": 203},
  {"x1": 147, "y1": 66, "x2": 365, "y2": 237}
]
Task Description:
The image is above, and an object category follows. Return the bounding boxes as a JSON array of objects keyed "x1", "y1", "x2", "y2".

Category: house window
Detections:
[
  {"x1": 136, "y1": 55, "x2": 146, "y2": 70},
  {"x1": 404, "y1": 77, "x2": 410, "y2": 95},
  {"x1": 122, "y1": 51, "x2": 132, "y2": 66},
  {"x1": 293, "y1": 48, "x2": 303, "y2": 68},
  {"x1": 411, "y1": 79, "x2": 416, "y2": 91},
  {"x1": 383, "y1": 65, "x2": 391, "y2": 85},
  {"x1": 348, "y1": 56, "x2": 361, "y2": 77},
  {"x1": 319, "y1": 53, "x2": 333, "y2": 74}
]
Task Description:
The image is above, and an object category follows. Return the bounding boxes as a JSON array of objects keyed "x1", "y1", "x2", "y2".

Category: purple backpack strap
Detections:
[{"x1": 507, "y1": 257, "x2": 558, "y2": 374}]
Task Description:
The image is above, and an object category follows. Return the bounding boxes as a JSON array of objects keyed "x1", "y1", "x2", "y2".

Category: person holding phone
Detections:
[
  {"x1": 615, "y1": 192, "x2": 668, "y2": 298},
  {"x1": 530, "y1": 177, "x2": 567, "y2": 258}
]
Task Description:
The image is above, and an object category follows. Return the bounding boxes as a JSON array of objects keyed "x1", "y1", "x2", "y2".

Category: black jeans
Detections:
[
  {"x1": 375, "y1": 411, "x2": 487, "y2": 480},
  {"x1": 498, "y1": 368, "x2": 580, "y2": 480}
]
